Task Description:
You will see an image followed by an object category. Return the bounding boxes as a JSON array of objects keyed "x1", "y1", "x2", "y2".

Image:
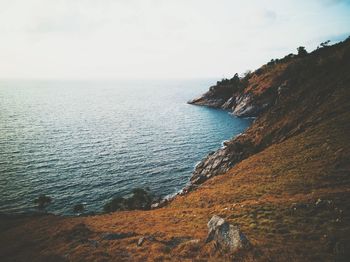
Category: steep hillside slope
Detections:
[
  {"x1": 0, "y1": 39, "x2": 349, "y2": 261},
  {"x1": 187, "y1": 39, "x2": 350, "y2": 191}
]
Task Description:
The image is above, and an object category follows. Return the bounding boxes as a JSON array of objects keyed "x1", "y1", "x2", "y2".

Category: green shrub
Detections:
[
  {"x1": 297, "y1": 46, "x2": 308, "y2": 57},
  {"x1": 73, "y1": 204, "x2": 85, "y2": 213},
  {"x1": 103, "y1": 196, "x2": 128, "y2": 213},
  {"x1": 103, "y1": 188, "x2": 154, "y2": 213},
  {"x1": 34, "y1": 195, "x2": 52, "y2": 209}
]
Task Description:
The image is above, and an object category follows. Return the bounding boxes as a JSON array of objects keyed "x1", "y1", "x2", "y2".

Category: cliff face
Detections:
[
  {"x1": 186, "y1": 39, "x2": 350, "y2": 191},
  {"x1": 1, "y1": 39, "x2": 350, "y2": 261}
]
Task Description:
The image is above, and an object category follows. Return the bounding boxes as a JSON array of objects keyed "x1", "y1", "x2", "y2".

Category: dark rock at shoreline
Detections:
[{"x1": 188, "y1": 136, "x2": 257, "y2": 189}]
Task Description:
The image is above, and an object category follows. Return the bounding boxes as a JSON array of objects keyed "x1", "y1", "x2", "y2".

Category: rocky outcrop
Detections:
[
  {"x1": 206, "y1": 215, "x2": 250, "y2": 252},
  {"x1": 189, "y1": 85, "x2": 275, "y2": 118},
  {"x1": 190, "y1": 147, "x2": 231, "y2": 185},
  {"x1": 188, "y1": 76, "x2": 242, "y2": 109},
  {"x1": 188, "y1": 57, "x2": 293, "y2": 118},
  {"x1": 221, "y1": 97, "x2": 235, "y2": 109},
  {"x1": 183, "y1": 134, "x2": 257, "y2": 192},
  {"x1": 231, "y1": 93, "x2": 272, "y2": 117}
]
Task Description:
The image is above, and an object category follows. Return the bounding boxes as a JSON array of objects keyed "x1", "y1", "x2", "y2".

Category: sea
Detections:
[{"x1": 0, "y1": 79, "x2": 252, "y2": 215}]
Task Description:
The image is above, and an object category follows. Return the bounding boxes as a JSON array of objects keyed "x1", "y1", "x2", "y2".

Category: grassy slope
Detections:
[{"x1": 1, "y1": 41, "x2": 349, "y2": 262}]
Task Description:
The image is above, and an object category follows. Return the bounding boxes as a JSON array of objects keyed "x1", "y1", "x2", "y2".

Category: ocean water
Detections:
[{"x1": 0, "y1": 79, "x2": 252, "y2": 215}]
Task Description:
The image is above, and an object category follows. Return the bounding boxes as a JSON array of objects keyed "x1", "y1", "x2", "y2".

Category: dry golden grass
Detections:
[{"x1": 245, "y1": 63, "x2": 289, "y2": 95}]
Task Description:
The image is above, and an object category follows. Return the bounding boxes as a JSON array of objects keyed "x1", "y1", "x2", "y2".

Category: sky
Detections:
[{"x1": 0, "y1": 0, "x2": 349, "y2": 80}]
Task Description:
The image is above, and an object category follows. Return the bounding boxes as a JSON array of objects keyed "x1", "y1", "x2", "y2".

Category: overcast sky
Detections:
[{"x1": 0, "y1": 0, "x2": 349, "y2": 80}]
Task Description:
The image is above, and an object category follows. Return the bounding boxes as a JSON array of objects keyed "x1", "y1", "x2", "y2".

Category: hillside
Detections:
[
  {"x1": 187, "y1": 39, "x2": 350, "y2": 191},
  {"x1": 1, "y1": 39, "x2": 350, "y2": 261}
]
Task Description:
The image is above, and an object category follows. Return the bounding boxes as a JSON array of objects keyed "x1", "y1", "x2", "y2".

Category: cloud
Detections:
[
  {"x1": 28, "y1": 15, "x2": 104, "y2": 34},
  {"x1": 263, "y1": 10, "x2": 277, "y2": 22},
  {"x1": 319, "y1": 0, "x2": 350, "y2": 5},
  {"x1": 0, "y1": 0, "x2": 349, "y2": 79},
  {"x1": 29, "y1": 16, "x2": 84, "y2": 33}
]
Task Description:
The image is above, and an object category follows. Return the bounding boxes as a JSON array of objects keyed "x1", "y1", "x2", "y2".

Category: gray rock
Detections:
[
  {"x1": 206, "y1": 215, "x2": 250, "y2": 252},
  {"x1": 222, "y1": 97, "x2": 236, "y2": 109},
  {"x1": 151, "y1": 198, "x2": 169, "y2": 209},
  {"x1": 232, "y1": 95, "x2": 252, "y2": 116},
  {"x1": 150, "y1": 203, "x2": 160, "y2": 209},
  {"x1": 189, "y1": 141, "x2": 248, "y2": 188},
  {"x1": 137, "y1": 237, "x2": 145, "y2": 246},
  {"x1": 277, "y1": 82, "x2": 289, "y2": 96},
  {"x1": 231, "y1": 93, "x2": 272, "y2": 117},
  {"x1": 185, "y1": 239, "x2": 200, "y2": 245}
]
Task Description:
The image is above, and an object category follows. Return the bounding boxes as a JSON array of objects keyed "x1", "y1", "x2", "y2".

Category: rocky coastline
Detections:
[{"x1": 1, "y1": 38, "x2": 349, "y2": 261}]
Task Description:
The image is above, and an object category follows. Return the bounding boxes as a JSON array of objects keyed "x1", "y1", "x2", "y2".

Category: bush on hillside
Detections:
[
  {"x1": 73, "y1": 204, "x2": 85, "y2": 213},
  {"x1": 103, "y1": 188, "x2": 154, "y2": 213},
  {"x1": 297, "y1": 46, "x2": 308, "y2": 57}
]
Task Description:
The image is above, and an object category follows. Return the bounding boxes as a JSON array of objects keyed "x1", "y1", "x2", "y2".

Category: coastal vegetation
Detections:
[
  {"x1": 103, "y1": 188, "x2": 154, "y2": 213},
  {"x1": 73, "y1": 204, "x2": 85, "y2": 213},
  {"x1": 33, "y1": 195, "x2": 52, "y2": 209}
]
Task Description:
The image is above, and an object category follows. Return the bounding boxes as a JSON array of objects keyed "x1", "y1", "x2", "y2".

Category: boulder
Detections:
[
  {"x1": 206, "y1": 215, "x2": 250, "y2": 252},
  {"x1": 150, "y1": 199, "x2": 168, "y2": 209},
  {"x1": 137, "y1": 237, "x2": 145, "y2": 246},
  {"x1": 150, "y1": 202, "x2": 160, "y2": 209}
]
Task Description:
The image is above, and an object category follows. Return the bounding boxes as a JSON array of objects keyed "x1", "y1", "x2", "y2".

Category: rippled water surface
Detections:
[{"x1": 0, "y1": 79, "x2": 252, "y2": 214}]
